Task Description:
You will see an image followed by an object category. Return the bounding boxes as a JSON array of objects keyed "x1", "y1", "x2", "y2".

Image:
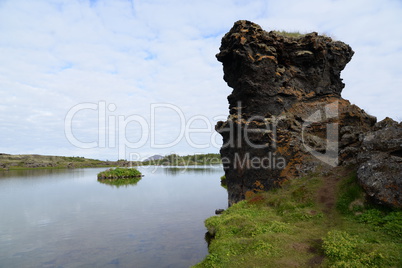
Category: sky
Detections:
[{"x1": 0, "y1": 0, "x2": 401, "y2": 161}]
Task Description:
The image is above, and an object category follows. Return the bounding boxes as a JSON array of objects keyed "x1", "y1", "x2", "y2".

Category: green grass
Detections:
[
  {"x1": 0, "y1": 154, "x2": 117, "y2": 170},
  {"x1": 271, "y1": 30, "x2": 332, "y2": 39},
  {"x1": 98, "y1": 167, "x2": 141, "y2": 179},
  {"x1": 97, "y1": 168, "x2": 142, "y2": 187},
  {"x1": 194, "y1": 168, "x2": 402, "y2": 267},
  {"x1": 141, "y1": 153, "x2": 222, "y2": 166},
  {"x1": 336, "y1": 172, "x2": 365, "y2": 215},
  {"x1": 272, "y1": 30, "x2": 306, "y2": 38},
  {"x1": 220, "y1": 175, "x2": 227, "y2": 189}
]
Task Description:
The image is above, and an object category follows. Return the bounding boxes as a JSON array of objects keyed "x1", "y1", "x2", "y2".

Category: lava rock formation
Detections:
[{"x1": 216, "y1": 20, "x2": 400, "y2": 208}]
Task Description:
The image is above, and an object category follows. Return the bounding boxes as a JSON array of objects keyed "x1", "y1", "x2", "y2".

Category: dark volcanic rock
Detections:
[
  {"x1": 216, "y1": 20, "x2": 376, "y2": 205},
  {"x1": 357, "y1": 118, "x2": 402, "y2": 208},
  {"x1": 216, "y1": 20, "x2": 354, "y2": 117}
]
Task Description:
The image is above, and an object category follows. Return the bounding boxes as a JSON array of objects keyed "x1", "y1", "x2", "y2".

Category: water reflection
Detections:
[
  {"x1": 0, "y1": 168, "x2": 72, "y2": 179},
  {"x1": 0, "y1": 167, "x2": 228, "y2": 268},
  {"x1": 97, "y1": 177, "x2": 142, "y2": 188},
  {"x1": 160, "y1": 165, "x2": 223, "y2": 176}
]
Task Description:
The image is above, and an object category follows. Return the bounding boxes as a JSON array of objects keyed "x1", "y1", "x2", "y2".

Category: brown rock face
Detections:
[{"x1": 216, "y1": 21, "x2": 376, "y2": 205}]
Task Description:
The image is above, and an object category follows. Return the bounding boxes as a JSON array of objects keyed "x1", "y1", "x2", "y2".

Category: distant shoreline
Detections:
[
  {"x1": 0, "y1": 154, "x2": 123, "y2": 171},
  {"x1": 0, "y1": 153, "x2": 222, "y2": 171}
]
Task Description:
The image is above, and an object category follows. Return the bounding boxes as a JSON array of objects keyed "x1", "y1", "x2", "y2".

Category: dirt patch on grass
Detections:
[
  {"x1": 292, "y1": 242, "x2": 310, "y2": 252},
  {"x1": 275, "y1": 258, "x2": 304, "y2": 268},
  {"x1": 306, "y1": 239, "x2": 325, "y2": 267},
  {"x1": 305, "y1": 166, "x2": 354, "y2": 266},
  {"x1": 316, "y1": 166, "x2": 352, "y2": 215},
  {"x1": 307, "y1": 254, "x2": 325, "y2": 267}
]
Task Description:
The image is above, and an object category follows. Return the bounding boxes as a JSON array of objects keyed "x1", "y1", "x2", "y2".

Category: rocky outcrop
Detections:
[
  {"x1": 357, "y1": 118, "x2": 402, "y2": 208},
  {"x1": 216, "y1": 21, "x2": 354, "y2": 116},
  {"x1": 216, "y1": 20, "x2": 379, "y2": 206}
]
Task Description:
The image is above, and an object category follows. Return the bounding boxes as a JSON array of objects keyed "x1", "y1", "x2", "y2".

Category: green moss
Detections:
[
  {"x1": 220, "y1": 175, "x2": 227, "y2": 189},
  {"x1": 194, "y1": 169, "x2": 402, "y2": 268}
]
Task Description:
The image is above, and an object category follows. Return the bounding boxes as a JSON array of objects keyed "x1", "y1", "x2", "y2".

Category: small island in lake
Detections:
[{"x1": 97, "y1": 167, "x2": 143, "y2": 187}]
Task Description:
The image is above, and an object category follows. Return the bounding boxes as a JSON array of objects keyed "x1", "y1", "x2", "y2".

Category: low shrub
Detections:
[{"x1": 97, "y1": 168, "x2": 142, "y2": 187}]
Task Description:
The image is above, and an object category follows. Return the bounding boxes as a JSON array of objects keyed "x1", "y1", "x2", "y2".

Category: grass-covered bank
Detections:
[
  {"x1": 97, "y1": 168, "x2": 142, "y2": 187},
  {"x1": 194, "y1": 167, "x2": 402, "y2": 267},
  {"x1": 0, "y1": 153, "x2": 222, "y2": 170},
  {"x1": 141, "y1": 153, "x2": 221, "y2": 166},
  {"x1": 0, "y1": 154, "x2": 123, "y2": 170}
]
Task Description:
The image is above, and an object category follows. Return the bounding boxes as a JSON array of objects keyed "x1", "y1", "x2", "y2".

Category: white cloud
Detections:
[{"x1": 0, "y1": 0, "x2": 401, "y2": 160}]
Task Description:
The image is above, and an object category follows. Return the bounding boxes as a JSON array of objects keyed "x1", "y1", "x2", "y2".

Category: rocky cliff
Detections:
[{"x1": 216, "y1": 20, "x2": 401, "y2": 208}]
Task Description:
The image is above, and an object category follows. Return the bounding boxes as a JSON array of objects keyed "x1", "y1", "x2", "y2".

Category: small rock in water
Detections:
[{"x1": 215, "y1": 209, "x2": 225, "y2": 215}]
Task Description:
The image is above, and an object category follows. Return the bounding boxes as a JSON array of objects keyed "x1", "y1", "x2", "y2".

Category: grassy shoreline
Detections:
[
  {"x1": 194, "y1": 166, "x2": 402, "y2": 267},
  {"x1": 0, "y1": 165, "x2": 116, "y2": 171},
  {"x1": 0, "y1": 154, "x2": 123, "y2": 170},
  {"x1": 0, "y1": 153, "x2": 222, "y2": 171}
]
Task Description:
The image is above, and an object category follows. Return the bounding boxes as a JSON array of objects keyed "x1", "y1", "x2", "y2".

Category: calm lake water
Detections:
[{"x1": 0, "y1": 166, "x2": 227, "y2": 268}]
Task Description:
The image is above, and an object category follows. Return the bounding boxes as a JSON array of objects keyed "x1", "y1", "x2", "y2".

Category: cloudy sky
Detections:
[{"x1": 0, "y1": 0, "x2": 401, "y2": 160}]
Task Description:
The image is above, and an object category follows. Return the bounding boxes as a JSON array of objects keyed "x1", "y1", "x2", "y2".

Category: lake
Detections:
[{"x1": 0, "y1": 166, "x2": 227, "y2": 268}]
